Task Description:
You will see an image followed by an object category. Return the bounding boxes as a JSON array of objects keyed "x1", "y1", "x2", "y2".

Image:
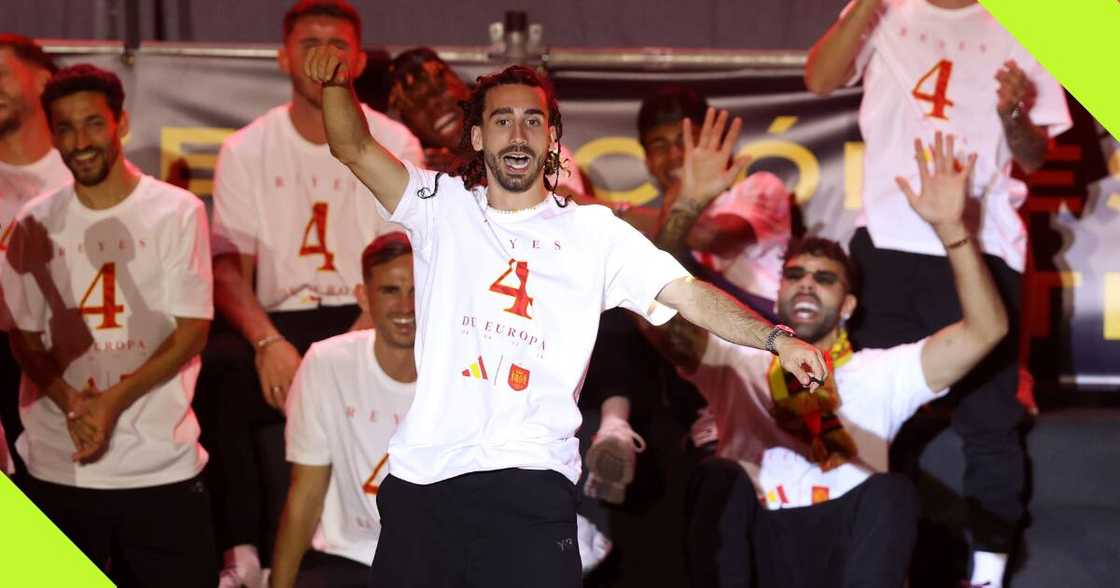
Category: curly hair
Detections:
[
  {"x1": 454, "y1": 65, "x2": 565, "y2": 192},
  {"x1": 41, "y1": 64, "x2": 125, "y2": 124}
]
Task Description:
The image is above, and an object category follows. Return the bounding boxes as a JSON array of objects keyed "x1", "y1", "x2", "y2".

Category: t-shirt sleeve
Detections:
[
  {"x1": 285, "y1": 346, "x2": 332, "y2": 466},
  {"x1": 165, "y1": 198, "x2": 214, "y2": 319},
  {"x1": 600, "y1": 210, "x2": 692, "y2": 325},
  {"x1": 0, "y1": 211, "x2": 49, "y2": 333},
  {"x1": 210, "y1": 141, "x2": 259, "y2": 258},
  {"x1": 378, "y1": 160, "x2": 444, "y2": 251},
  {"x1": 1011, "y1": 46, "x2": 1072, "y2": 137},
  {"x1": 706, "y1": 173, "x2": 791, "y2": 249},
  {"x1": 862, "y1": 339, "x2": 946, "y2": 439}
]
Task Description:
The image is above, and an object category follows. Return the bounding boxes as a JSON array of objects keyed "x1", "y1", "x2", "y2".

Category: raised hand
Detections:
[
  {"x1": 679, "y1": 107, "x2": 752, "y2": 207},
  {"x1": 896, "y1": 131, "x2": 976, "y2": 233},
  {"x1": 303, "y1": 45, "x2": 351, "y2": 86},
  {"x1": 995, "y1": 60, "x2": 1037, "y2": 118}
]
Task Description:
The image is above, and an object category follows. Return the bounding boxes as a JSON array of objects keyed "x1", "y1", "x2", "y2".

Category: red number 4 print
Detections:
[
  {"x1": 912, "y1": 59, "x2": 955, "y2": 120},
  {"x1": 489, "y1": 259, "x2": 534, "y2": 319}
]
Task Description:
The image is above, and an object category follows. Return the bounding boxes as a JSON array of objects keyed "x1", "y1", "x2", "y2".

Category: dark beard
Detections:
[
  {"x1": 483, "y1": 147, "x2": 545, "y2": 193},
  {"x1": 777, "y1": 301, "x2": 841, "y2": 345},
  {"x1": 0, "y1": 112, "x2": 22, "y2": 138}
]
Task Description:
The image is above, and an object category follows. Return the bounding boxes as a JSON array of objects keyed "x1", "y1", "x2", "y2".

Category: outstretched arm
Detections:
[
  {"x1": 656, "y1": 277, "x2": 828, "y2": 390},
  {"x1": 305, "y1": 46, "x2": 410, "y2": 213},
  {"x1": 895, "y1": 132, "x2": 1009, "y2": 392},
  {"x1": 804, "y1": 0, "x2": 882, "y2": 96}
]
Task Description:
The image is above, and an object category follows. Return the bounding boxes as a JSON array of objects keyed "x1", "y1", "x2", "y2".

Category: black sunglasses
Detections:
[{"x1": 781, "y1": 266, "x2": 843, "y2": 286}]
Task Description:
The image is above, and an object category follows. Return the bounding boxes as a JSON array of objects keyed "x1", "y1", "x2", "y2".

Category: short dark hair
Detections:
[
  {"x1": 456, "y1": 65, "x2": 564, "y2": 191},
  {"x1": 361, "y1": 232, "x2": 412, "y2": 281},
  {"x1": 637, "y1": 84, "x2": 709, "y2": 144},
  {"x1": 41, "y1": 64, "x2": 125, "y2": 124},
  {"x1": 0, "y1": 34, "x2": 58, "y2": 74},
  {"x1": 283, "y1": 0, "x2": 361, "y2": 43},
  {"x1": 783, "y1": 237, "x2": 860, "y2": 293}
]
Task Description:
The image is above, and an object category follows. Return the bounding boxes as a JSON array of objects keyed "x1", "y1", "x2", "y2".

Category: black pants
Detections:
[
  {"x1": 372, "y1": 469, "x2": 581, "y2": 588},
  {"x1": 848, "y1": 228, "x2": 1025, "y2": 552},
  {"x1": 296, "y1": 550, "x2": 370, "y2": 588},
  {"x1": 685, "y1": 457, "x2": 918, "y2": 588},
  {"x1": 194, "y1": 305, "x2": 359, "y2": 559},
  {"x1": 23, "y1": 474, "x2": 217, "y2": 588},
  {"x1": 0, "y1": 334, "x2": 28, "y2": 481}
]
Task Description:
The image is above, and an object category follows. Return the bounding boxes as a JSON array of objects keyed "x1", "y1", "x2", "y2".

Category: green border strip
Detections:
[
  {"x1": 980, "y1": 0, "x2": 1120, "y2": 139},
  {"x1": 0, "y1": 474, "x2": 112, "y2": 586}
]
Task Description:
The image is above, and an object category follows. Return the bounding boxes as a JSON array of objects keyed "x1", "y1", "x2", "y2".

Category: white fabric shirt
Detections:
[
  {"x1": 285, "y1": 330, "x2": 414, "y2": 564},
  {"x1": 1, "y1": 175, "x2": 212, "y2": 488},
  {"x1": 691, "y1": 172, "x2": 791, "y2": 301},
  {"x1": 211, "y1": 105, "x2": 423, "y2": 311},
  {"x1": 684, "y1": 334, "x2": 944, "y2": 509},
  {"x1": 0, "y1": 149, "x2": 72, "y2": 331},
  {"x1": 848, "y1": 0, "x2": 1071, "y2": 271},
  {"x1": 383, "y1": 162, "x2": 690, "y2": 485}
]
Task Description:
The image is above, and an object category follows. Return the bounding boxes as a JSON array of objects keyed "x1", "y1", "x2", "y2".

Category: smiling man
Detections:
[
  {"x1": 196, "y1": 2, "x2": 423, "y2": 584},
  {"x1": 1, "y1": 64, "x2": 215, "y2": 587},
  {"x1": 306, "y1": 45, "x2": 828, "y2": 587},
  {"x1": 270, "y1": 232, "x2": 416, "y2": 588},
  {"x1": 645, "y1": 133, "x2": 1009, "y2": 588}
]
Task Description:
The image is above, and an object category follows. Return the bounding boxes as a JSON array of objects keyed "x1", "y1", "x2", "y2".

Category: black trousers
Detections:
[
  {"x1": 372, "y1": 469, "x2": 581, "y2": 588},
  {"x1": 684, "y1": 457, "x2": 919, "y2": 588},
  {"x1": 0, "y1": 334, "x2": 28, "y2": 481},
  {"x1": 296, "y1": 550, "x2": 370, "y2": 588},
  {"x1": 23, "y1": 474, "x2": 217, "y2": 588},
  {"x1": 848, "y1": 228, "x2": 1025, "y2": 552},
  {"x1": 193, "y1": 305, "x2": 359, "y2": 559}
]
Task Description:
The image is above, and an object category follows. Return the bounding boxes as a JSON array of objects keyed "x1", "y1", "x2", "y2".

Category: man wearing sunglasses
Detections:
[{"x1": 643, "y1": 131, "x2": 1009, "y2": 588}]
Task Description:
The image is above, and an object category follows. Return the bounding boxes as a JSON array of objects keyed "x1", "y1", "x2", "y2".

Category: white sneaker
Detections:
[
  {"x1": 576, "y1": 514, "x2": 612, "y2": 574},
  {"x1": 217, "y1": 544, "x2": 262, "y2": 588},
  {"x1": 584, "y1": 417, "x2": 645, "y2": 504}
]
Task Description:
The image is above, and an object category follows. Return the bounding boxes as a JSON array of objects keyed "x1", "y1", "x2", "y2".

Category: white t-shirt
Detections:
[
  {"x1": 1, "y1": 175, "x2": 212, "y2": 488},
  {"x1": 211, "y1": 105, "x2": 423, "y2": 311},
  {"x1": 691, "y1": 172, "x2": 791, "y2": 301},
  {"x1": 684, "y1": 334, "x2": 944, "y2": 509},
  {"x1": 383, "y1": 162, "x2": 690, "y2": 485},
  {"x1": 0, "y1": 149, "x2": 72, "y2": 331},
  {"x1": 285, "y1": 330, "x2": 414, "y2": 565},
  {"x1": 848, "y1": 0, "x2": 1071, "y2": 271}
]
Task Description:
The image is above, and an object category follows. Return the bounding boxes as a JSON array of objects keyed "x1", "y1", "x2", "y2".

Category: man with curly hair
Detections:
[{"x1": 306, "y1": 47, "x2": 829, "y2": 587}]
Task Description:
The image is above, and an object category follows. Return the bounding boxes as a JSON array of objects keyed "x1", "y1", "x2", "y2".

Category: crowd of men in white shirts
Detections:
[{"x1": 0, "y1": 0, "x2": 1070, "y2": 587}]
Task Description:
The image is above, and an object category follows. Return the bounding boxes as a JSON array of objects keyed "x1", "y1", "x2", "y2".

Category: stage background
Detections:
[{"x1": 46, "y1": 43, "x2": 1120, "y2": 392}]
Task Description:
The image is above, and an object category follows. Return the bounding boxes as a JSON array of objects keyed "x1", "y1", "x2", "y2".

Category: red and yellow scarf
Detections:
[{"x1": 767, "y1": 329, "x2": 857, "y2": 472}]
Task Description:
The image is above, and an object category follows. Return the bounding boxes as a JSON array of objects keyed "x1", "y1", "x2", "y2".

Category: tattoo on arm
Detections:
[
  {"x1": 1001, "y1": 114, "x2": 1048, "y2": 172},
  {"x1": 655, "y1": 202, "x2": 703, "y2": 253}
]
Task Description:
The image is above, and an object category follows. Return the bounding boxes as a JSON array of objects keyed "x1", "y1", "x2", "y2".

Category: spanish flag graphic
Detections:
[{"x1": 461, "y1": 356, "x2": 488, "y2": 380}]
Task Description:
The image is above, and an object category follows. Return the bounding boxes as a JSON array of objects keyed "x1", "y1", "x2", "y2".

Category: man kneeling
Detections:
[
  {"x1": 270, "y1": 232, "x2": 417, "y2": 588},
  {"x1": 646, "y1": 133, "x2": 1007, "y2": 588}
]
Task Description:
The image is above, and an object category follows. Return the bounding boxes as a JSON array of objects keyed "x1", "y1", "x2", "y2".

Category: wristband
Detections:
[
  {"x1": 255, "y1": 334, "x2": 285, "y2": 351},
  {"x1": 943, "y1": 235, "x2": 970, "y2": 250},
  {"x1": 765, "y1": 324, "x2": 796, "y2": 355}
]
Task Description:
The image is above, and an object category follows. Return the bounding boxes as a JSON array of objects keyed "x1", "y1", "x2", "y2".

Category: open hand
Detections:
[
  {"x1": 679, "y1": 107, "x2": 752, "y2": 207},
  {"x1": 896, "y1": 131, "x2": 976, "y2": 230},
  {"x1": 304, "y1": 45, "x2": 351, "y2": 86}
]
